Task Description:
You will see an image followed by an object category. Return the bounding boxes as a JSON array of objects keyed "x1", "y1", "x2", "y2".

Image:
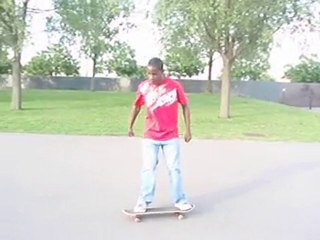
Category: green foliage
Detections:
[
  {"x1": 0, "y1": 0, "x2": 29, "y2": 49},
  {"x1": 106, "y1": 42, "x2": 147, "y2": 80},
  {"x1": 0, "y1": 46, "x2": 11, "y2": 74},
  {"x1": 165, "y1": 46, "x2": 205, "y2": 78},
  {"x1": 50, "y1": 0, "x2": 135, "y2": 76},
  {"x1": 154, "y1": 0, "x2": 206, "y2": 78},
  {"x1": 24, "y1": 54, "x2": 51, "y2": 76},
  {"x1": 285, "y1": 56, "x2": 320, "y2": 83},
  {"x1": 24, "y1": 44, "x2": 80, "y2": 76},
  {"x1": 133, "y1": 65, "x2": 147, "y2": 80},
  {"x1": 107, "y1": 42, "x2": 139, "y2": 78},
  {"x1": 156, "y1": 0, "x2": 315, "y2": 63},
  {"x1": 232, "y1": 56, "x2": 273, "y2": 81},
  {"x1": 155, "y1": 0, "x2": 316, "y2": 117}
]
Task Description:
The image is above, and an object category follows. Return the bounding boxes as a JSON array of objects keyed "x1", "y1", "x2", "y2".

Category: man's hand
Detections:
[
  {"x1": 128, "y1": 128, "x2": 135, "y2": 137},
  {"x1": 184, "y1": 130, "x2": 192, "y2": 143},
  {"x1": 128, "y1": 105, "x2": 141, "y2": 138}
]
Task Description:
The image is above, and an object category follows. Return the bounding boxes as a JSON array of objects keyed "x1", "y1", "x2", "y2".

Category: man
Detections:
[{"x1": 128, "y1": 57, "x2": 193, "y2": 213}]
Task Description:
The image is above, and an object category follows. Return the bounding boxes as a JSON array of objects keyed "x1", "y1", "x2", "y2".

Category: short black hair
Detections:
[{"x1": 148, "y1": 57, "x2": 164, "y2": 71}]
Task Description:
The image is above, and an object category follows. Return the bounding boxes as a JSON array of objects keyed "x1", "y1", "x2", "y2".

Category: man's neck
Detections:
[{"x1": 152, "y1": 77, "x2": 167, "y2": 85}]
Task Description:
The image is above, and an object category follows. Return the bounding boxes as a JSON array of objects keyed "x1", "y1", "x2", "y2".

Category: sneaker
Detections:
[
  {"x1": 134, "y1": 202, "x2": 148, "y2": 213},
  {"x1": 174, "y1": 202, "x2": 193, "y2": 211}
]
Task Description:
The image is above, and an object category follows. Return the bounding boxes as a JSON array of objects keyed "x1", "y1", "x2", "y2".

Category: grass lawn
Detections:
[{"x1": 0, "y1": 89, "x2": 319, "y2": 142}]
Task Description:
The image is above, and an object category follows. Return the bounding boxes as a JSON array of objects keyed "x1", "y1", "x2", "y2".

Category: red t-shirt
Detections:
[{"x1": 134, "y1": 77, "x2": 188, "y2": 141}]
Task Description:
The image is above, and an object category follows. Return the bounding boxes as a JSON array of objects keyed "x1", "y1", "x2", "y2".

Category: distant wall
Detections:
[
  {"x1": 149, "y1": 79, "x2": 320, "y2": 108},
  {"x1": 279, "y1": 83, "x2": 320, "y2": 107},
  {"x1": 1, "y1": 75, "x2": 320, "y2": 107},
  {"x1": 231, "y1": 81, "x2": 320, "y2": 107},
  {"x1": 23, "y1": 76, "x2": 121, "y2": 91}
]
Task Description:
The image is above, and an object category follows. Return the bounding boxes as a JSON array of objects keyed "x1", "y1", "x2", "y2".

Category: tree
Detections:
[
  {"x1": 232, "y1": 59, "x2": 274, "y2": 82},
  {"x1": 107, "y1": 42, "x2": 139, "y2": 78},
  {"x1": 107, "y1": 43, "x2": 148, "y2": 80},
  {"x1": 155, "y1": 0, "x2": 316, "y2": 118},
  {"x1": 232, "y1": 58, "x2": 274, "y2": 81},
  {"x1": 24, "y1": 54, "x2": 51, "y2": 76},
  {"x1": 24, "y1": 44, "x2": 79, "y2": 76},
  {"x1": 50, "y1": 0, "x2": 134, "y2": 91},
  {"x1": 133, "y1": 65, "x2": 147, "y2": 80},
  {"x1": 285, "y1": 56, "x2": 320, "y2": 83},
  {"x1": 231, "y1": 37, "x2": 273, "y2": 81},
  {"x1": 154, "y1": 6, "x2": 212, "y2": 90},
  {"x1": 164, "y1": 46, "x2": 205, "y2": 79},
  {"x1": 0, "y1": 0, "x2": 31, "y2": 110}
]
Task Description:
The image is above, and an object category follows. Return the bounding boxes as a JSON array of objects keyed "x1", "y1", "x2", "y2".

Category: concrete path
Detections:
[
  {"x1": 301, "y1": 107, "x2": 320, "y2": 113},
  {"x1": 1, "y1": 133, "x2": 320, "y2": 240}
]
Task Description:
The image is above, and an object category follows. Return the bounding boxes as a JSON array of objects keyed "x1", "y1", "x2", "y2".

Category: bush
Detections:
[{"x1": 285, "y1": 57, "x2": 320, "y2": 83}]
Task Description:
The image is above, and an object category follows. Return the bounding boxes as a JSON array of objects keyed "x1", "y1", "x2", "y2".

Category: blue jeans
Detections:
[{"x1": 137, "y1": 138, "x2": 188, "y2": 205}]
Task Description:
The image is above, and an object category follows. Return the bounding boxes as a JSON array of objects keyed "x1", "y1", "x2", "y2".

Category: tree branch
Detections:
[
  {"x1": 233, "y1": 42, "x2": 244, "y2": 62},
  {"x1": 202, "y1": 21, "x2": 215, "y2": 42},
  {"x1": 22, "y1": 0, "x2": 30, "y2": 21},
  {"x1": 223, "y1": 0, "x2": 232, "y2": 56},
  {"x1": 202, "y1": 20, "x2": 221, "y2": 52}
]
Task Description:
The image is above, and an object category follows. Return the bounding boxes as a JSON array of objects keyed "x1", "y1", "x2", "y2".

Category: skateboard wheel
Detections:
[
  {"x1": 134, "y1": 217, "x2": 141, "y2": 223},
  {"x1": 178, "y1": 214, "x2": 184, "y2": 220}
]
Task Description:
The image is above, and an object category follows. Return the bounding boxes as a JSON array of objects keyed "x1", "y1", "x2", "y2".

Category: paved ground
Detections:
[
  {"x1": 301, "y1": 107, "x2": 320, "y2": 113},
  {"x1": 1, "y1": 133, "x2": 320, "y2": 240}
]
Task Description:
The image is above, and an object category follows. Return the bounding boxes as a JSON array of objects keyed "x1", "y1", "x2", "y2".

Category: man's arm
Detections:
[
  {"x1": 182, "y1": 104, "x2": 192, "y2": 142},
  {"x1": 128, "y1": 105, "x2": 141, "y2": 136}
]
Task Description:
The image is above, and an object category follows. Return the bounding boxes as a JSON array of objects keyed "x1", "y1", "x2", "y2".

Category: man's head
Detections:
[{"x1": 147, "y1": 57, "x2": 165, "y2": 84}]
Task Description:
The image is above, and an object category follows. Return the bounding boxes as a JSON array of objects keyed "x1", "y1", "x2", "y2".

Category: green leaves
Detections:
[
  {"x1": 156, "y1": 0, "x2": 315, "y2": 62},
  {"x1": 24, "y1": 44, "x2": 80, "y2": 76},
  {"x1": 155, "y1": 0, "x2": 206, "y2": 78},
  {"x1": 285, "y1": 56, "x2": 320, "y2": 83},
  {"x1": 0, "y1": 0, "x2": 15, "y2": 45},
  {"x1": 155, "y1": 0, "x2": 316, "y2": 118},
  {"x1": 107, "y1": 42, "x2": 139, "y2": 78},
  {"x1": 165, "y1": 46, "x2": 205, "y2": 78},
  {"x1": 50, "y1": 0, "x2": 135, "y2": 78},
  {"x1": 0, "y1": 0, "x2": 30, "y2": 50},
  {"x1": 0, "y1": 45, "x2": 11, "y2": 74},
  {"x1": 232, "y1": 58, "x2": 273, "y2": 81}
]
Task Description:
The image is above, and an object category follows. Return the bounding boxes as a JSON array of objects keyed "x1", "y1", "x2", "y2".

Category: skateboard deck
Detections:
[{"x1": 122, "y1": 204, "x2": 195, "y2": 222}]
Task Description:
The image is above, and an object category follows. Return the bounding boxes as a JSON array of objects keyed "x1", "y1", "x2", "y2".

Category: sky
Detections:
[{"x1": 23, "y1": 0, "x2": 320, "y2": 81}]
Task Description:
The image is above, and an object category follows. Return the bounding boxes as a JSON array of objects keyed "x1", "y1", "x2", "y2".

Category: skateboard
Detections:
[{"x1": 122, "y1": 204, "x2": 195, "y2": 222}]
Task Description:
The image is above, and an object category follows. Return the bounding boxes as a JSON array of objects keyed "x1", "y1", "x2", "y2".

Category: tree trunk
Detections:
[
  {"x1": 10, "y1": 0, "x2": 30, "y2": 110},
  {"x1": 219, "y1": 56, "x2": 232, "y2": 118},
  {"x1": 11, "y1": 48, "x2": 22, "y2": 110},
  {"x1": 90, "y1": 57, "x2": 96, "y2": 91},
  {"x1": 207, "y1": 51, "x2": 213, "y2": 93}
]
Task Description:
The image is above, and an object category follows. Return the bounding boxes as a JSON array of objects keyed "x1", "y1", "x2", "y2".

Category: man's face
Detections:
[{"x1": 147, "y1": 66, "x2": 164, "y2": 84}]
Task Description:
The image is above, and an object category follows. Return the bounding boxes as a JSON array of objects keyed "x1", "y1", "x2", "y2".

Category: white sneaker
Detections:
[
  {"x1": 134, "y1": 202, "x2": 147, "y2": 213},
  {"x1": 174, "y1": 202, "x2": 193, "y2": 211}
]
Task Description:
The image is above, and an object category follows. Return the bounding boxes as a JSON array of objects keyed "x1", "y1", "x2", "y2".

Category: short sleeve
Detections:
[
  {"x1": 134, "y1": 90, "x2": 145, "y2": 107},
  {"x1": 176, "y1": 81, "x2": 188, "y2": 105},
  {"x1": 134, "y1": 84, "x2": 145, "y2": 107}
]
